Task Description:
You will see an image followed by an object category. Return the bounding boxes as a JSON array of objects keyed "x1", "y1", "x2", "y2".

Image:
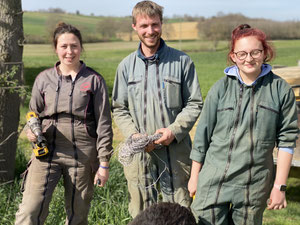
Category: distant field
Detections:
[
  {"x1": 23, "y1": 11, "x2": 111, "y2": 43},
  {"x1": 23, "y1": 11, "x2": 103, "y2": 32},
  {"x1": 1, "y1": 40, "x2": 300, "y2": 225},
  {"x1": 23, "y1": 12, "x2": 201, "y2": 43}
]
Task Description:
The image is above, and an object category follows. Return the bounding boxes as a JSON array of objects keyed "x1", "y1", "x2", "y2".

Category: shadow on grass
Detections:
[
  {"x1": 24, "y1": 67, "x2": 49, "y2": 88},
  {"x1": 286, "y1": 177, "x2": 300, "y2": 202},
  {"x1": 14, "y1": 149, "x2": 28, "y2": 179}
]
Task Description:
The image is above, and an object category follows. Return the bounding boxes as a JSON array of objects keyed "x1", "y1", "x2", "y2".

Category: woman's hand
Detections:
[
  {"x1": 188, "y1": 176, "x2": 198, "y2": 198},
  {"x1": 267, "y1": 150, "x2": 292, "y2": 210},
  {"x1": 25, "y1": 128, "x2": 37, "y2": 142},
  {"x1": 267, "y1": 187, "x2": 287, "y2": 210},
  {"x1": 94, "y1": 165, "x2": 109, "y2": 187},
  {"x1": 188, "y1": 160, "x2": 202, "y2": 198}
]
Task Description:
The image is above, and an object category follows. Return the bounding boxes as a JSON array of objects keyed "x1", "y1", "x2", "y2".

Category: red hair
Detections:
[{"x1": 228, "y1": 24, "x2": 275, "y2": 64}]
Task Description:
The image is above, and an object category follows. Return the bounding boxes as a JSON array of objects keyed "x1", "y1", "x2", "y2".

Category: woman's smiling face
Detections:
[
  {"x1": 55, "y1": 33, "x2": 82, "y2": 67},
  {"x1": 230, "y1": 36, "x2": 265, "y2": 79}
]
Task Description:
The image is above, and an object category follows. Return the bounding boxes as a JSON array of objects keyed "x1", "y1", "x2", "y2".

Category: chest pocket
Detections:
[
  {"x1": 43, "y1": 84, "x2": 57, "y2": 114},
  {"x1": 128, "y1": 76, "x2": 142, "y2": 111},
  {"x1": 214, "y1": 103, "x2": 235, "y2": 141},
  {"x1": 73, "y1": 88, "x2": 92, "y2": 113},
  {"x1": 256, "y1": 101, "x2": 279, "y2": 141},
  {"x1": 163, "y1": 76, "x2": 182, "y2": 109}
]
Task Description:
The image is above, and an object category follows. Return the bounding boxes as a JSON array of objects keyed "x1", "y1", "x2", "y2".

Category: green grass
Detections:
[{"x1": 1, "y1": 40, "x2": 300, "y2": 224}]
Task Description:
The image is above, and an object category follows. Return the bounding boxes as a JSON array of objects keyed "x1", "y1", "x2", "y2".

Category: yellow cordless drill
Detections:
[{"x1": 26, "y1": 111, "x2": 49, "y2": 158}]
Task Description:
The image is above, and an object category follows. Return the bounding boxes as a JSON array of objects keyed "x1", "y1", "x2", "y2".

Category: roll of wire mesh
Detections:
[{"x1": 118, "y1": 133, "x2": 163, "y2": 166}]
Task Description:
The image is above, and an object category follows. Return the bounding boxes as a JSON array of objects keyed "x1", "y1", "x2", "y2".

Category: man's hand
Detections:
[
  {"x1": 132, "y1": 133, "x2": 155, "y2": 152},
  {"x1": 154, "y1": 128, "x2": 175, "y2": 146}
]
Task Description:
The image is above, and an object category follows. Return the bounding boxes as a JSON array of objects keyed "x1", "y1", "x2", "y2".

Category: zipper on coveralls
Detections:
[
  {"x1": 155, "y1": 60, "x2": 166, "y2": 127},
  {"x1": 243, "y1": 86, "x2": 256, "y2": 225},
  {"x1": 142, "y1": 60, "x2": 151, "y2": 207},
  {"x1": 68, "y1": 79, "x2": 79, "y2": 225},
  {"x1": 69, "y1": 79, "x2": 77, "y2": 155},
  {"x1": 212, "y1": 84, "x2": 244, "y2": 225},
  {"x1": 154, "y1": 59, "x2": 175, "y2": 201},
  {"x1": 36, "y1": 75, "x2": 62, "y2": 225},
  {"x1": 54, "y1": 76, "x2": 62, "y2": 114},
  {"x1": 143, "y1": 61, "x2": 148, "y2": 133}
]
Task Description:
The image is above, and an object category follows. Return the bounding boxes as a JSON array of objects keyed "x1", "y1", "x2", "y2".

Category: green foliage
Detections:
[
  {"x1": 88, "y1": 160, "x2": 130, "y2": 225},
  {"x1": 0, "y1": 179, "x2": 23, "y2": 225},
  {"x1": 0, "y1": 65, "x2": 29, "y2": 97}
]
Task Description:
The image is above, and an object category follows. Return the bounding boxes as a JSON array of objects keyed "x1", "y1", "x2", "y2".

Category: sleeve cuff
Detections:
[
  {"x1": 278, "y1": 147, "x2": 294, "y2": 155},
  {"x1": 190, "y1": 149, "x2": 206, "y2": 164}
]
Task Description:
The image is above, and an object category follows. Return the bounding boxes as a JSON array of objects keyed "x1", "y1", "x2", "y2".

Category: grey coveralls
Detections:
[
  {"x1": 112, "y1": 39, "x2": 203, "y2": 217},
  {"x1": 15, "y1": 62, "x2": 113, "y2": 225},
  {"x1": 190, "y1": 66, "x2": 298, "y2": 225}
]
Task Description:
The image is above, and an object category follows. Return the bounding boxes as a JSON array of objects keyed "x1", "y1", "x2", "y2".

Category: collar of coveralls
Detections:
[
  {"x1": 224, "y1": 63, "x2": 272, "y2": 86},
  {"x1": 137, "y1": 38, "x2": 165, "y2": 61}
]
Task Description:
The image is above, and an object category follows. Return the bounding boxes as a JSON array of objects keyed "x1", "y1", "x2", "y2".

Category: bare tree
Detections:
[
  {"x1": 0, "y1": 0, "x2": 24, "y2": 183},
  {"x1": 117, "y1": 17, "x2": 133, "y2": 41},
  {"x1": 198, "y1": 14, "x2": 245, "y2": 50},
  {"x1": 96, "y1": 17, "x2": 118, "y2": 40},
  {"x1": 45, "y1": 16, "x2": 61, "y2": 43},
  {"x1": 48, "y1": 8, "x2": 65, "y2": 14}
]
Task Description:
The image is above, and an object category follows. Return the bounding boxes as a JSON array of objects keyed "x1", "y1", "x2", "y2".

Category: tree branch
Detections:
[{"x1": 0, "y1": 131, "x2": 17, "y2": 147}]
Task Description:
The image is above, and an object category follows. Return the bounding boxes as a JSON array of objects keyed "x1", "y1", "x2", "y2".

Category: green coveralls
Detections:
[
  {"x1": 112, "y1": 39, "x2": 203, "y2": 217},
  {"x1": 190, "y1": 67, "x2": 298, "y2": 225}
]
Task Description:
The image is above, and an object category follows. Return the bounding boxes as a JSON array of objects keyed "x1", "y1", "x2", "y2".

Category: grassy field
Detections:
[{"x1": 1, "y1": 40, "x2": 300, "y2": 224}]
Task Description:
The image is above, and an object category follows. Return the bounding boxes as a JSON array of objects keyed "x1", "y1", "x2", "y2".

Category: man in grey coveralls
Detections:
[{"x1": 112, "y1": 0, "x2": 203, "y2": 218}]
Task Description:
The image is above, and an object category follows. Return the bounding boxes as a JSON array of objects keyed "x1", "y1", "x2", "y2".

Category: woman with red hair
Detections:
[{"x1": 188, "y1": 24, "x2": 298, "y2": 224}]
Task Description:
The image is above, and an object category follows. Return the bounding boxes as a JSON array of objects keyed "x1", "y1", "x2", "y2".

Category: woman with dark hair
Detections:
[
  {"x1": 188, "y1": 24, "x2": 298, "y2": 225},
  {"x1": 15, "y1": 22, "x2": 113, "y2": 225}
]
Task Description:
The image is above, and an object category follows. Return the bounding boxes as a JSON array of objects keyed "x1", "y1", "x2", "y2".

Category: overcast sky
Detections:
[{"x1": 22, "y1": 0, "x2": 300, "y2": 21}]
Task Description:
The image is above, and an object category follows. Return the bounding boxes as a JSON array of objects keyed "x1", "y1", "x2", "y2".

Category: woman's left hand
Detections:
[
  {"x1": 267, "y1": 187, "x2": 287, "y2": 210},
  {"x1": 94, "y1": 166, "x2": 109, "y2": 187}
]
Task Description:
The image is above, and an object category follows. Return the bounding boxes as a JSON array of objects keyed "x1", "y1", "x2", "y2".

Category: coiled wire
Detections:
[{"x1": 118, "y1": 133, "x2": 162, "y2": 166}]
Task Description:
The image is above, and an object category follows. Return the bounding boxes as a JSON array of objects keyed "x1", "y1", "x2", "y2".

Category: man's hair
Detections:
[
  {"x1": 128, "y1": 202, "x2": 197, "y2": 225},
  {"x1": 132, "y1": 1, "x2": 163, "y2": 25}
]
